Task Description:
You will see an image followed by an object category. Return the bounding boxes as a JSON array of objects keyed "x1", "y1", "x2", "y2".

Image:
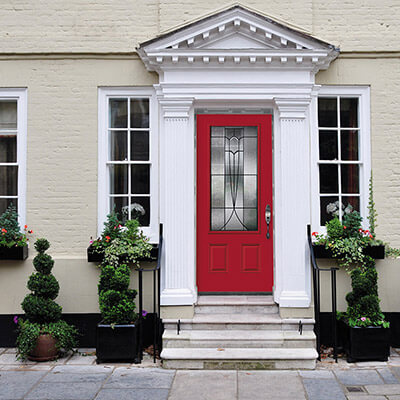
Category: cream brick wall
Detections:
[{"x1": 1, "y1": 1, "x2": 399, "y2": 53}]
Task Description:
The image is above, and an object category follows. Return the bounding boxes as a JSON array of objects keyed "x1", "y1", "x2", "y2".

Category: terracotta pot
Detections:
[{"x1": 28, "y1": 334, "x2": 59, "y2": 362}]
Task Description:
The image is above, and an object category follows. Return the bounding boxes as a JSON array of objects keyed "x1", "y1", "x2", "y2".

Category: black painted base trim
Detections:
[{"x1": 0, "y1": 313, "x2": 161, "y2": 348}]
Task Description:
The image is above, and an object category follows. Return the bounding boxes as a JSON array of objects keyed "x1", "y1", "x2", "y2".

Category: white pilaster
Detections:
[
  {"x1": 274, "y1": 98, "x2": 312, "y2": 307},
  {"x1": 159, "y1": 99, "x2": 197, "y2": 305}
]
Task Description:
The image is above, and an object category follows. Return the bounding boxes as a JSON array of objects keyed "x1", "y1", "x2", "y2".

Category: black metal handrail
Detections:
[
  {"x1": 135, "y1": 223, "x2": 163, "y2": 363},
  {"x1": 307, "y1": 224, "x2": 338, "y2": 362}
]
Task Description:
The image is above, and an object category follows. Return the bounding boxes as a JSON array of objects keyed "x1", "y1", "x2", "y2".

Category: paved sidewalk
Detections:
[{"x1": 2, "y1": 347, "x2": 400, "y2": 399}]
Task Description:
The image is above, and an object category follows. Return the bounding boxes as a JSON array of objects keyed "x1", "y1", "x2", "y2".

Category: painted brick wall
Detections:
[{"x1": 1, "y1": 1, "x2": 399, "y2": 53}]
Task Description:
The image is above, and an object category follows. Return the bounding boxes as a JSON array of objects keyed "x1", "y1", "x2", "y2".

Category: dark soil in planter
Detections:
[
  {"x1": 0, "y1": 245, "x2": 28, "y2": 260},
  {"x1": 87, "y1": 244, "x2": 159, "y2": 263},
  {"x1": 313, "y1": 244, "x2": 385, "y2": 259},
  {"x1": 340, "y1": 319, "x2": 390, "y2": 362},
  {"x1": 96, "y1": 321, "x2": 140, "y2": 363}
]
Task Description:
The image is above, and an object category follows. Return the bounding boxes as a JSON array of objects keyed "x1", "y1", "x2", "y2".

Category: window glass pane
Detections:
[
  {"x1": 0, "y1": 135, "x2": 16, "y2": 162},
  {"x1": 318, "y1": 98, "x2": 337, "y2": 127},
  {"x1": 341, "y1": 164, "x2": 359, "y2": 194},
  {"x1": 340, "y1": 98, "x2": 358, "y2": 128},
  {"x1": 319, "y1": 164, "x2": 338, "y2": 193},
  {"x1": 320, "y1": 196, "x2": 339, "y2": 225},
  {"x1": 109, "y1": 99, "x2": 127, "y2": 128},
  {"x1": 130, "y1": 131, "x2": 149, "y2": 161},
  {"x1": 342, "y1": 196, "x2": 360, "y2": 215},
  {"x1": 319, "y1": 130, "x2": 338, "y2": 160},
  {"x1": 131, "y1": 164, "x2": 150, "y2": 194},
  {"x1": 109, "y1": 131, "x2": 127, "y2": 161},
  {"x1": 109, "y1": 165, "x2": 128, "y2": 194},
  {"x1": 0, "y1": 166, "x2": 18, "y2": 196},
  {"x1": 130, "y1": 99, "x2": 149, "y2": 128},
  {"x1": 110, "y1": 197, "x2": 128, "y2": 224},
  {"x1": 210, "y1": 126, "x2": 258, "y2": 231},
  {"x1": 0, "y1": 101, "x2": 17, "y2": 130},
  {"x1": 0, "y1": 199, "x2": 17, "y2": 215},
  {"x1": 341, "y1": 130, "x2": 359, "y2": 161},
  {"x1": 130, "y1": 196, "x2": 150, "y2": 226}
]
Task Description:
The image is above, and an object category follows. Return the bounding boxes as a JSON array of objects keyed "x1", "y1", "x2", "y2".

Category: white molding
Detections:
[
  {"x1": 310, "y1": 85, "x2": 371, "y2": 233},
  {"x1": 0, "y1": 88, "x2": 27, "y2": 227},
  {"x1": 136, "y1": 6, "x2": 340, "y2": 308},
  {"x1": 97, "y1": 87, "x2": 159, "y2": 242}
]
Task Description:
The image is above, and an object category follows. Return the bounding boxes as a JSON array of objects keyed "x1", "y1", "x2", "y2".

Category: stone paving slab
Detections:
[
  {"x1": 303, "y1": 378, "x2": 346, "y2": 400},
  {"x1": 104, "y1": 368, "x2": 175, "y2": 389},
  {"x1": 238, "y1": 371, "x2": 306, "y2": 400},
  {"x1": 42, "y1": 372, "x2": 110, "y2": 383},
  {"x1": 335, "y1": 370, "x2": 384, "y2": 385},
  {"x1": 366, "y1": 384, "x2": 400, "y2": 395},
  {"x1": 377, "y1": 368, "x2": 399, "y2": 383},
  {"x1": 25, "y1": 382, "x2": 103, "y2": 400},
  {"x1": 0, "y1": 371, "x2": 47, "y2": 400},
  {"x1": 96, "y1": 388, "x2": 170, "y2": 400}
]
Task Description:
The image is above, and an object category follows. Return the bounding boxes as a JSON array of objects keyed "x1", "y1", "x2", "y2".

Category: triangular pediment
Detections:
[{"x1": 138, "y1": 5, "x2": 339, "y2": 71}]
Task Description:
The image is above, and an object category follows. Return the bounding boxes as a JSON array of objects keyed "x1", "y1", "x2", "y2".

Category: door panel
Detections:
[{"x1": 197, "y1": 114, "x2": 273, "y2": 293}]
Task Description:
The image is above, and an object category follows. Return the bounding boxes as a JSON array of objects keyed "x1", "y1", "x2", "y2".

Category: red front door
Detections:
[{"x1": 197, "y1": 114, "x2": 273, "y2": 293}]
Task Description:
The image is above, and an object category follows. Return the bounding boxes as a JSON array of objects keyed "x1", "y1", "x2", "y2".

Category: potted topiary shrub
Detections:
[
  {"x1": 16, "y1": 238, "x2": 78, "y2": 361},
  {"x1": 95, "y1": 216, "x2": 152, "y2": 363},
  {"x1": 312, "y1": 211, "x2": 390, "y2": 362},
  {"x1": 0, "y1": 204, "x2": 32, "y2": 260}
]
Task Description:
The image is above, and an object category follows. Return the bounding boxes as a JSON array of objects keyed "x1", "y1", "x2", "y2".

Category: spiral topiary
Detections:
[{"x1": 17, "y1": 238, "x2": 78, "y2": 360}]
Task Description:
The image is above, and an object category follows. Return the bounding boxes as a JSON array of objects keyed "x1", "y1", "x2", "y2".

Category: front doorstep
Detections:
[
  {"x1": 96, "y1": 322, "x2": 140, "y2": 363},
  {"x1": 312, "y1": 244, "x2": 385, "y2": 259},
  {"x1": 341, "y1": 321, "x2": 390, "y2": 362},
  {"x1": 0, "y1": 245, "x2": 28, "y2": 260}
]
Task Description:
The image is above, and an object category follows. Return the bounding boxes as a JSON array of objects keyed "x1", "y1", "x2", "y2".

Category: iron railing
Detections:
[
  {"x1": 135, "y1": 223, "x2": 163, "y2": 363},
  {"x1": 307, "y1": 224, "x2": 338, "y2": 362}
]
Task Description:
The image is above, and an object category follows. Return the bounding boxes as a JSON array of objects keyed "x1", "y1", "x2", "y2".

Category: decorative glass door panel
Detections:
[
  {"x1": 211, "y1": 126, "x2": 258, "y2": 231},
  {"x1": 197, "y1": 114, "x2": 273, "y2": 293}
]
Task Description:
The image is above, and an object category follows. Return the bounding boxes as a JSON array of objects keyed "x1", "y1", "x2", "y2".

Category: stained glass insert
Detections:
[{"x1": 210, "y1": 126, "x2": 258, "y2": 231}]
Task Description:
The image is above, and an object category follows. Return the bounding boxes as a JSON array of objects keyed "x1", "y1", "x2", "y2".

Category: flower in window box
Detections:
[{"x1": 0, "y1": 205, "x2": 31, "y2": 248}]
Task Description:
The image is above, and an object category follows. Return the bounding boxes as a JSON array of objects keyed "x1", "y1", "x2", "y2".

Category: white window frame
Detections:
[
  {"x1": 311, "y1": 85, "x2": 371, "y2": 232},
  {"x1": 98, "y1": 87, "x2": 159, "y2": 243},
  {"x1": 0, "y1": 88, "x2": 27, "y2": 227}
]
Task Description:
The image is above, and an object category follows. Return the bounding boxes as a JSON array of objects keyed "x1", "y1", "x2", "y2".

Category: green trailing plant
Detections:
[
  {"x1": 16, "y1": 238, "x2": 78, "y2": 360},
  {"x1": 367, "y1": 173, "x2": 378, "y2": 238},
  {"x1": 96, "y1": 213, "x2": 153, "y2": 325},
  {"x1": 0, "y1": 204, "x2": 32, "y2": 247}
]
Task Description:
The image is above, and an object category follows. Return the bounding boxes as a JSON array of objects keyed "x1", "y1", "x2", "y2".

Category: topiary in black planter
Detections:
[
  {"x1": 95, "y1": 215, "x2": 152, "y2": 364},
  {"x1": 16, "y1": 239, "x2": 78, "y2": 361}
]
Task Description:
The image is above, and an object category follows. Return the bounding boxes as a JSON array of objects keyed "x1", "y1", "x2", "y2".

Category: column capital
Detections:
[
  {"x1": 159, "y1": 98, "x2": 194, "y2": 119},
  {"x1": 274, "y1": 97, "x2": 311, "y2": 120}
]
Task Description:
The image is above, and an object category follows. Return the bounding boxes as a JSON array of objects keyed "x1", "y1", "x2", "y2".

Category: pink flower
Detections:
[
  {"x1": 142, "y1": 310, "x2": 148, "y2": 317},
  {"x1": 361, "y1": 317, "x2": 366, "y2": 321},
  {"x1": 13, "y1": 316, "x2": 18, "y2": 324}
]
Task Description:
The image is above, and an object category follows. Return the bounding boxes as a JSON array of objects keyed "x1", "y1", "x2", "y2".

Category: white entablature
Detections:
[{"x1": 138, "y1": 5, "x2": 339, "y2": 71}]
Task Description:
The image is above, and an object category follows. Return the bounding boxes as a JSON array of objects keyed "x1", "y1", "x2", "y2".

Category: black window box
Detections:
[
  {"x1": 96, "y1": 321, "x2": 140, "y2": 363},
  {"x1": 339, "y1": 319, "x2": 390, "y2": 362},
  {"x1": 312, "y1": 244, "x2": 385, "y2": 259},
  {"x1": 87, "y1": 243, "x2": 158, "y2": 263},
  {"x1": 0, "y1": 245, "x2": 28, "y2": 260}
]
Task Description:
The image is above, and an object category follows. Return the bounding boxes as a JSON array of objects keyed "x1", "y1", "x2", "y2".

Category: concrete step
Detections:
[
  {"x1": 163, "y1": 314, "x2": 315, "y2": 331},
  {"x1": 161, "y1": 347, "x2": 318, "y2": 370},
  {"x1": 195, "y1": 295, "x2": 277, "y2": 314},
  {"x1": 163, "y1": 329, "x2": 316, "y2": 349}
]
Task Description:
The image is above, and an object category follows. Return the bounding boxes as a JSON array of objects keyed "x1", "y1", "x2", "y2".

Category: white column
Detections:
[
  {"x1": 159, "y1": 99, "x2": 197, "y2": 305},
  {"x1": 274, "y1": 98, "x2": 312, "y2": 308}
]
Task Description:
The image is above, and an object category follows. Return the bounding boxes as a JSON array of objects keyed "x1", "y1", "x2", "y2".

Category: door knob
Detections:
[{"x1": 265, "y1": 204, "x2": 271, "y2": 239}]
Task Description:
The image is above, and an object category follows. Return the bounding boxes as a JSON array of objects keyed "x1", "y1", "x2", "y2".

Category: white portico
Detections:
[{"x1": 138, "y1": 5, "x2": 339, "y2": 311}]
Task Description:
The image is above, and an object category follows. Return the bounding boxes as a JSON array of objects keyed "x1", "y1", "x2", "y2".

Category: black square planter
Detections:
[
  {"x1": 0, "y1": 245, "x2": 28, "y2": 260},
  {"x1": 313, "y1": 244, "x2": 385, "y2": 259},
  {"x1": 96, "y1": 322, "x2": 140, "y2": 363},
  {"x1": 340, "y1": 320, "x2": 390, "y2": 362},
  {"x1": 87, "y1": 244, "x2": 158, "y2": 263}
]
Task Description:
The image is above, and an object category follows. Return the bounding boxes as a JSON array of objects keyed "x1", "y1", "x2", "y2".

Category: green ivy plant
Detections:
[
  {"x1": 0, "y1": 204, "x2": 32, "y2": 247},
  {"x1": 96, "y1": 213, "x2": 153, "y2": 325},
  {"x1": 16, "y1": 239, "x2": 78, "y2": 360},
  {"x1": 312, "y1": 174, "x2": 390, "y2": 329}
]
